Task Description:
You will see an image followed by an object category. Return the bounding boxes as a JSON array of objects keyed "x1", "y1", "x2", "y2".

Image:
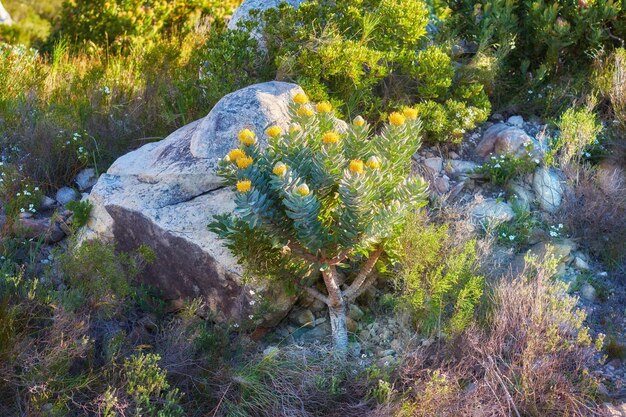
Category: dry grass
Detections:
[
  {"x1": 377, "y1": 258, "x2": 605, "y2": 417},
  {"x1": 558, "y1": 163, "x2": 626, "y2": 273}
]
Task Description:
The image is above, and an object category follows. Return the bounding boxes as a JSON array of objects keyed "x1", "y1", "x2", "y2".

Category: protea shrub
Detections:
[{"x1": 209, "y1": 94, "x2": 428, "y2": 354}]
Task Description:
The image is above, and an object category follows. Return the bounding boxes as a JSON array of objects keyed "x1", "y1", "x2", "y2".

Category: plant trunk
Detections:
[
  {"x1": 329, "y1": 302, "x2": 348, "y2": 355},
  {"x1": 322, "y1": 266, "x2": 348, "y2": 356}
]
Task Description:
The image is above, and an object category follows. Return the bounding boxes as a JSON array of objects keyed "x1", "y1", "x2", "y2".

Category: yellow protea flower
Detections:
[
  {"x1": 236, "y1": 180, "x2": 252, "y2": 193},
  {"x1": 297, "y1": 183, "x2": 310, "y2": 196},
  {"x1": 322, "y1": 131, "x2": 340, "y2": 145},
  {"x1": 366, "y1": 156, "x2": 381, "y2": 170},
  {"x1": 403, "y1": 107, "x2": 418, "y2": 120},
  {"x1": 389, "y1": 112, "x2": 406, "y2": 127},
  {"x1": 353, "y1": 116, "x2": 366, "y2": 127},
  {"x1": 238, "y1": 129, "x2": 256, "y2": 146},
  {"x1": 349, "y1": 159, "x2": 364, "y2": 175},
  {"x1": 316, "y1": 101, "x2": 332, "y2": 113},
  {"x1": 273, "y1": 162, "x2": 287, "y2": 177},
  {"x1": 266, "y1": 125, "x2": 283, "y2": 138},
  {"x1": 293, "y1": 92, "x2": 309, "y2": 105},
  {"x1": 289, "y1": 124, "x2": 301, "y2": 134},
  {"x1": 228, "y1": 148, "x2": 246, "y2": 162},
  {"x1": 297, "y1": 106, "x2": 314, "y2": 117},
  {"x1": 236, "y1": 155, "x2": 253, "y2": 169}
]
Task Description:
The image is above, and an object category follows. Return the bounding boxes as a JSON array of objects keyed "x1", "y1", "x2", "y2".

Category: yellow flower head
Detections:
[
  {"x1": 236, "y1": 180, "x2": 252, "y2": 193},
  {"x1": 366, "y1": 156, "x2": 381, "y2": 170},
  {"x1": 403, "y1": 107, "x2": 418, "y2": 120},
  {"x1": 228, "y1": 148, "x2": 246, "y2": 162},
  {"x1": 297, "y1": 106, "x2": 314, "y2": 117},
  {"x1": 293, "y1": 92, "x2": 309, "y2": 105},
  {"x1": 236, "y1": 155, "x2": 253, "y2": 169},
  {"x1": 297, "y1": 183, "x2": 310, "y2": 196},
  {"x1": 289, "y1": 124, "x2": 302, "y2": 134},
  {"x1": 266, "y1": 125, "x2": 283, "y2": 138},
  {"x1": 349, "y1": 159, "x2": 364, "y2": 175},
  {"x1": 322, "y1": 131, "x2": 340, "y2": 145},
  {"x1": 273, "y1": 162, "x2": 287, "y2": 177},
  {"x1": 353, "y1": 116, "x2": 366, "y2": 127},
  {"x1": 389, "y1": 112, "x2": 406, "y2": 127},
  {"x1": 238, "y1": 129, "x2": 256, "y2": 146},
  {"x1": 316, "y1": 101, "x2": 332, "y2": 113}
]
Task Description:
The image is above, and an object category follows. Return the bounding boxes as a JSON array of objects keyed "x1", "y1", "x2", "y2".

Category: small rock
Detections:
[
  {"x1": 423, "y1": 157, "x2": 443, "y2": 174},
  {"x1": 19, "y1": 212, "x2": 33, "y2": 219},
  {"x1": 581, "y1": 282, "x2": 597, "y2": 302},
  {"x1": 574, "y1": 257, "x2": 590, "y2": 271},
  {"x1": 55, "y1": 187, "x2": 79, "y2": 206},
  {"x1": 18, "y1": 217, "x2": 66, "y2": 243},
  {"x1": 348, "y1": 304, "x2": 364, "y2": 321},
  {"x1": 471, "y1": 199, "x2": 515, "y2": 226},
  {"x1": 507, "y1": 115, "x2": 524, "y2": 127},
  {"x1": 532, "y1": 167, "x2": 563, "y2": 213},
  {"x1": 263, "y1": 346, "x2": 279, "y2": 357},
  {"x1": 492, "y1": 113, "x2": 504, "y2": 121},
  {"x1": 507, "y1": 182, "x2": 534, "y2": 211},
  {"x1": 74, "y1": 168, "x2": 98, "y2": 191},
  {"x1": 448, "y1": 151, "x2": 460, "y2": 159},
  {"x1": 475, "y1": 123, "x2": 533, "y2": 158},
  {"x1": 446, "y1": 160, "x2": 479, "y2": 178},
  {"x1": 528, "y1": 240, "x2": 575, "y2": 264},
  {"x1": 433, "y1": 176, "x2": 450, "y2": 194},
  {"x1": 290, "y1": 308, "x2": 315, "y2": 328},
  {"x1": 41, "y1": 196, "x2": 56, "y2": 210}
]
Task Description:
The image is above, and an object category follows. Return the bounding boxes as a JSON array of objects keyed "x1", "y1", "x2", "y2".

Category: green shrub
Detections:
[
  {"x1": 122, "y1": 353, "x2": 184, "y2": 417},
  {"x1": 549, "y1": 106, "x2": 602, "y2": 166},
  {"x1": 66, "y1": 199, "x2": 93, "y2": 229},
  {"x1": 210, "y1": 96, "x2": 428, "y2": 353},
  {"x1": 476, "y1": 147, "x2": 540, "y2": 186},
  {"x1": 217, "y1": 0, "x2": 492, "y2": 143},
  {"x1": 397, "y1": 212, "x2": 484, "y2": 337},
  {"x1": 0, "y1": 163, "x2": 42, "y2": 220},
  {"x1": 53, "y1": 0, "x2": 240, "y2": 51}
]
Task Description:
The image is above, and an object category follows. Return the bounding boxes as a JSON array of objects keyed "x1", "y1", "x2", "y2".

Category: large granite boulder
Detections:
[{"x1": 83, "y1": 81, "x2": 306, "y2": 326}]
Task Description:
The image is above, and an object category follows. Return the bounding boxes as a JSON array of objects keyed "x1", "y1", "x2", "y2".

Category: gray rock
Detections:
[
  {"x1": 471, "y1": 199, "x2": 515, "y2": 226},
  {"x1": 475, "y1": 123, "x2": 533, "y2": 159},
  {"x1": 40, "y1": 195, "x2": 56, "y2": 210},
  {"x1": 581, "y1": 282, "x2": 597, "y2": 302},
  {"x1": 348, "y1": 342, "x2": 362, "y2": 357},
  {"x1": 81, "y1": 82, "x2": 304, "y2": 326},
  {"x1": 432, "y1": 175, "x2": 450, "y2": 195},
  {"x1": 574, "y1": 257, "x2": 590, "y2": 271},
  {"x1": 290, "y1": 308, "x2": 315, "y2": 328},
  {"x1": 228, "y1": 0, "x2": 304, "y2": 34},
  {"x1": 446, "y1": 160, "x2": 479, "y2": 178},
  {"x1": 532, "y1": 167, "x2": 563, "y2": 213},
  {"x1": 349, "y1": 304, "x2": 364, "y2": 321},
  {"x1": 528, "y1": 240, "x2": 575, "y2": 264},
  {"x1": 55, "y1": 187, "x2": 79, "y2": 206},
  {"x1": 422, "y1": 157, "x2": 443, "y2": 174},
  {"x1": 74, "y1": 168, "x2": 98, "y2": 191},
  {"x1": 507, "y1": 115, "x2": 524, "y2": 127},
  {"x1": 18, "y1": 217, "x2": 66, "y2": 243},
  {"x1": 507, "y1": 181, "x2": 534, "y2": 211}
]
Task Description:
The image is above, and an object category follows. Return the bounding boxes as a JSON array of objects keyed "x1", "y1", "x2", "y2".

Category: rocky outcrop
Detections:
[
  {"x1": 228, "y1": 0, "x2": 304, "y2": 32},
  {"x1": 83, "y1": 81, "x2": 306, "y2": 326}
]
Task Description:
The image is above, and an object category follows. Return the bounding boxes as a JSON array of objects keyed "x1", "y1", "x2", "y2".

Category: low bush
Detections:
[
  {"x1": 52, "y1": 0, "x2": 240, "y2": 51},
  {"x1": 219, "y1": 0, "x2": 493, "y2": 143},
  {"x1": 396, "y1": 212, "x2": 484, "y2": 338},
  {"x1": 380, "y1": 255, "x2": 605, "y2": 417}
]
